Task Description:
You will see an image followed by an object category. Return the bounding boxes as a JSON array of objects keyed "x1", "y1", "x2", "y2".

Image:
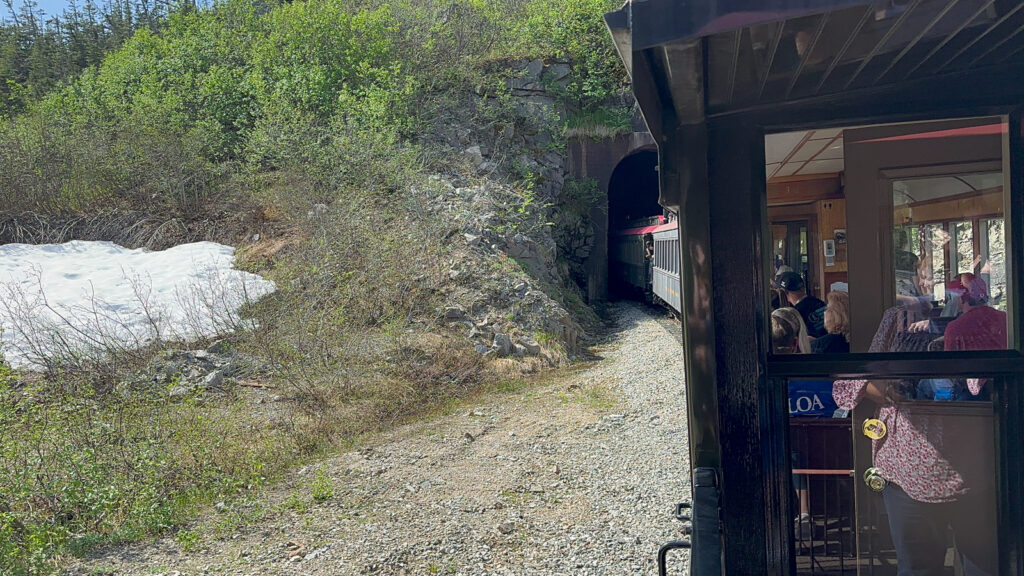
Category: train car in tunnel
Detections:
[
  {"x1": 606, "y1": 1, "x2": 1024, "y2": 575},
  {"x1": 610, "y1": 215, "x2": 664, "y2": 301},
  {"x1": 610, "y1": 216, "x2": 682, "y2": 312},
  {"x1": 605, "y1": 148, "x2": 667, "y2": 306},
  {"x1": 652, "y1": 220, "x2": 682, "y2": 312}
]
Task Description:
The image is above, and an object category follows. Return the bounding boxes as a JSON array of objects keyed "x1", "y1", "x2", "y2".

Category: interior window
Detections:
[
  {"x1": 766, "y1": 117, "x2": 1009, "y2": 576},
  {"x1": 892, "y1": 172, "x2": 1008, "y2": 343}
]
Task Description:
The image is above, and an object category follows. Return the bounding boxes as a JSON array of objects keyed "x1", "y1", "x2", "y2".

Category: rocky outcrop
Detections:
[
  {"x1": 420, "y1": 59, "x2": 605, "y2": 361},
  {"x1": 124, "y1": 342, "x2": 266, "y2": 397},
  {"x1": 418, "y1": 173, "x2": 584, "y2": 360}
]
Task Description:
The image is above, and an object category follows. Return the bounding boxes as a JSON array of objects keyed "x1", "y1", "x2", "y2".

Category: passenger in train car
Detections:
[
  {"x1": 943, "y1": 273, "x2": 1007, "y2": 354},
  {"x1": 894, "y1": 252, "x2": 938, "y2": 319},
  {"x1": 774, "y1": 271, "x2": 826, "y2": 338},
  {"x1": 771, "y1": 307, "x2": 814, "y2": 535},
  {"x1": 833, "y1": 303, "x2": 997, "y2": 576},
  {"x1": 810, "y1": 291, "x2": 850, "y2": 354},
  {"x1": 770, "y1": 265, "x2": 792, "y2": 310},
  {"x1": 878, "y1": 306, "x2": 935, "y2": 353},
  {"x1": 771, "y1": 307, "x2": 811, "y2": 354}
]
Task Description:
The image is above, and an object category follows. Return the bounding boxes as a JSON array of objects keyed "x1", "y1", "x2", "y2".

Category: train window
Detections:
[
  {"x1": 892, "y1": 172, "x2": 1008, "y2": 330},
  {"x1": 766, "y1": 117, "x2": 1013, "y2": 355},
  {"x1": 888, "y1": 168, "x2": 1007, "y2": 348}
]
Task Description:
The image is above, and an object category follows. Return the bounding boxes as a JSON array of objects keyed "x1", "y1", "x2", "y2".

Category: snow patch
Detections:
[{"x1": 0, "y1": 240, "x2": 276, "y2": 369}]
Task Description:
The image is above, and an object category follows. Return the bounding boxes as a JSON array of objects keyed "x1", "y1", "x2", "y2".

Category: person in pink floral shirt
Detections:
[{"x1": 833, "y1": 293, "x2": 1000, "y2": 576}]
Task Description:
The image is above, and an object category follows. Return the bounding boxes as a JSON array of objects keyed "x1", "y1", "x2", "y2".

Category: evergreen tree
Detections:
[{"x1": 0, "y1": 0, "x2": 168, "y2": 116}]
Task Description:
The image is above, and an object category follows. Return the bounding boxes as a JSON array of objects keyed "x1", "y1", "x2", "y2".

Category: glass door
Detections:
[
  {"x1": 837, "y1": 168, "x2": 1009, "y2": 575},
  {"x1": 767, "y1": 116, "x2": 1018, "y2": 576},
  {"x1": 772, "y1": 221, "x2": 814, "y2": 299}
]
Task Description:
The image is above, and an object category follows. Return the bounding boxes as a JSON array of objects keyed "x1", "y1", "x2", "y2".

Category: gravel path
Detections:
[{"x1": 68, "y1": 302, "x2": 691, "y2": 576}]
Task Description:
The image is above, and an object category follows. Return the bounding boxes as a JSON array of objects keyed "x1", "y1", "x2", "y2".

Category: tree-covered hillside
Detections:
[
  {"x1": 1, "y1": 0, "x2": 626, "y2": 219},
  {"x1": 1, "y1": 0, "x2": 168, "y2": 116}
]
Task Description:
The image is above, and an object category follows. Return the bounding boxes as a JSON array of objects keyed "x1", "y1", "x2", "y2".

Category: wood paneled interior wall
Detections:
[
  {"x1": 766, "y1": 173, "x2": 847, "y2": 298},
  {"x1": 766, "y1": 173, "x2": 843, "y2": 205},
  {"x1": 818, "y1": 197, "x2": 848, "y2": 296},
  {"x1": 892, "y1": 186, "x2": 1004, "y2": 225}
]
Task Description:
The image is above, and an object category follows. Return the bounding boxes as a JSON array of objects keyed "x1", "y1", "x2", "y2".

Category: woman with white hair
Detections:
[
  {"x1": 771, "y1": 306, "x2": 811, "y2": 354},
  {"x1": 811, "y1": 291, "x2": 850, "y2": 354}
]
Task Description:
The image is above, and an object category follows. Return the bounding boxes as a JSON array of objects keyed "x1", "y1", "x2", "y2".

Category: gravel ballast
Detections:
[{"x1": 69, "y1": 302, "x2": 691, "y2": 576}]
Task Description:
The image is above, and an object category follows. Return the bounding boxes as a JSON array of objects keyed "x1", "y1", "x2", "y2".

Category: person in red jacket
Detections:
[{"x1": 943, "y1": 273, "x2": 1006, "y2": 353}]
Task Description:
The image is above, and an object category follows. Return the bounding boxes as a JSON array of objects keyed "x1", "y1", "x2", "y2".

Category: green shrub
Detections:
[
  {"x1": 251, "y1": 2, "x2": 402, "y2": 120},
  {"x1": 511, "y1": 0, "x2": 627, "y2": 110},
  {"x1": 0, "y1": 376, "x2": 287, "y2": 574}
]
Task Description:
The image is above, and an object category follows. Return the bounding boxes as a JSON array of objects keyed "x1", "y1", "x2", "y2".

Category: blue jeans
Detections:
[{"x1": 882, "y1": 484, "x2": 996, "y2": 576}]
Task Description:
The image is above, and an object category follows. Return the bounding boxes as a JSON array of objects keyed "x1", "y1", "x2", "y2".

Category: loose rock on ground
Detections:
[{"x1": 68, "y1": 302, "x2": 690, "y2": 576}]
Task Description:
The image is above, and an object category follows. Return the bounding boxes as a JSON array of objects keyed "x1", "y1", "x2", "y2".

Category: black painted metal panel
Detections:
[
  {"x1": 996, "y1": 377, "x2": 1024, "y2": 576},
  {"x1": 628, "y1": 0, "x2": 870, "y2": 51},
  {"x1": 616, "y1": 1, "x2": 1024, "y2": 116},
  {"x1": 1009, "y1": 112, "x2": 1024, "y2": 353},
  {"x1": 766, "y1": 351, "x2": 1024, "y2": 378},
  {"x1": 999, "y1": 109, "x2": 1024, "y2": 576},
  {"x1": 706, "y1": 116, "x2": 782, "y2": 574},
  {"x1": 666, "y1": 122, "x2": 722, "y2": 472}
]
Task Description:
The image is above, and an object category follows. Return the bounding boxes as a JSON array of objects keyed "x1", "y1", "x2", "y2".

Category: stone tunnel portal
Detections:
[
  {"x1": 565, "y1": 131, "x2": 657, "y2": 304},
  {"x1": 607, "y1": 149, "x2": 661, "y2": 300}
]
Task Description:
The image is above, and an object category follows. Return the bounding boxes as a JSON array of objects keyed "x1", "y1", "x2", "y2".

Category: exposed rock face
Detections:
[
  {"x1": 492, "y1": 333, "x2": 512, "y2": 357},
  {"x1": 518, "y1": 337, "x2": 541, "y2": 355},
  {"x1": 421, "y1": 59, "x2": 606, "y2": 362},
  {"x1": 463, "y1": 145, "x2": 485, "y2": 167},
  {"x1": 510, "y1": 59, "x2": 544, "y2": 92},
  {"x1": 444, "y1": 306, "x2": 468, "y2": 321}
]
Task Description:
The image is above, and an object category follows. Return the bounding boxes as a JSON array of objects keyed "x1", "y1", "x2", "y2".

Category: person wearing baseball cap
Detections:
[
  {"x1": 770, "y1": 265, "x2": 793, "y2": 310},
  {"x1": 774, "y1": 271, "x2": 827, "y2": 338}
]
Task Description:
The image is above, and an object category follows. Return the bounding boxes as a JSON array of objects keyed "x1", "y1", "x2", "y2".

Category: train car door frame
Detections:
[{"x1": 693, "y1": 104, "x2": 1024, "y2": 575}]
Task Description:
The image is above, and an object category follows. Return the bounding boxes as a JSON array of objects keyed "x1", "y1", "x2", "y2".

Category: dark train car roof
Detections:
[{"x1": 611, "y1": 0, "x2": 868, "y2": 50}]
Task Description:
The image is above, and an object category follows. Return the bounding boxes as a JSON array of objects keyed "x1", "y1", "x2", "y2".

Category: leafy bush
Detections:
[
  {"x1": 511, "y1": 0, "x2": 627, "y2": 110},
  {"x1": 0, "y1": 376, "x2": 287, "y2": 574},
  {"x1": 250, "y1": 2, "x2": 404, "y2": 121},
  {"x1": 0, "y1": 0, "x2": 628, "y2": 216}
]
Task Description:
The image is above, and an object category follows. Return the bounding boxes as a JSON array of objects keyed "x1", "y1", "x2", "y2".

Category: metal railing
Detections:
[{"x1": 791, "y1": 419, "x2": 857, "y2": 575}]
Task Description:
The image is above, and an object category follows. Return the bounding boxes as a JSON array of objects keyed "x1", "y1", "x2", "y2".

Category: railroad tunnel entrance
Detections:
[
  {"x1": 607, "y1": 149, "x2": 661, "y2": 300},
  {"x1": 608, "y1": 149, "x2": 660, "y2": 231},
  {"x1": 565, "y1": 130, "x2": 657, "y2": 303}
]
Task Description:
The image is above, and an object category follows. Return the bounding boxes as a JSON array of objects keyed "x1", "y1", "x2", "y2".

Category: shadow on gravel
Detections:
[{"x1": 587, "y1": 300, "x2": 683, "y2": 349}]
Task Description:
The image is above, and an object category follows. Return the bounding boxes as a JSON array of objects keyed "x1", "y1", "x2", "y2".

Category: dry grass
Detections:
[
  {"x1": 235, "y1": 233, "x2": 305, "y2": 271},
  {"x1": 0, "y1": 204, "x2": 275, "y2": 251}
]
